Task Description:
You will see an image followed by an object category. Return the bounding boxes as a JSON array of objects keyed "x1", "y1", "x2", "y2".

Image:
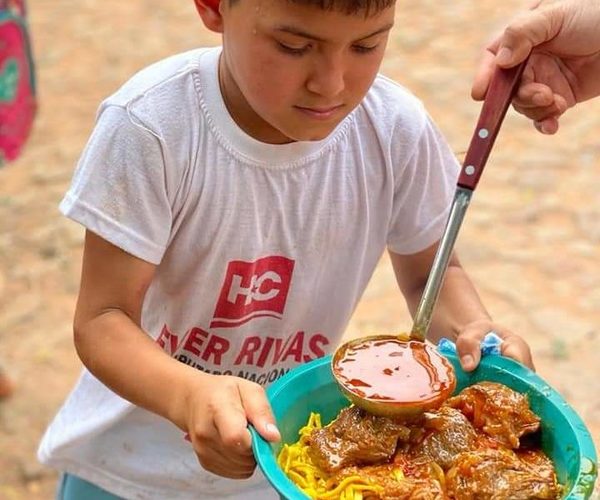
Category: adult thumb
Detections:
[{"x1": 495, "y1": 9, "x2": 556, "y2": 67}]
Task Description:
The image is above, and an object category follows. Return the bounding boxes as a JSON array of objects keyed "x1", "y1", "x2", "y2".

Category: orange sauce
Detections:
[{"x1": 333, "y1": 339, "x2": 455, "y2": 403}]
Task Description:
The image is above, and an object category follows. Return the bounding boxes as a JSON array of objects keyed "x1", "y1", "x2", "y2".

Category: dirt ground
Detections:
[{"x1": 0, "y1": 0, "x2": 599, "y2": 498}]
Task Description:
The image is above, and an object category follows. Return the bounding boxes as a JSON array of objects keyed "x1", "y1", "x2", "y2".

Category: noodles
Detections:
[{"x1": 277, "y1": 412, "x2": 392, "y2": 500}]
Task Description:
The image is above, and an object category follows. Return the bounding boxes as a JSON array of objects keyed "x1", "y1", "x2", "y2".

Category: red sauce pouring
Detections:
[{"x1": 332, "y1": 338, "x2": 455, "y2": 407}]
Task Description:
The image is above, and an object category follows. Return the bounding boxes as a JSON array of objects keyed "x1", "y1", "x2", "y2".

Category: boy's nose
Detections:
[{"x1": 306, "y1": 57, "x2": 345, "y2": 98}]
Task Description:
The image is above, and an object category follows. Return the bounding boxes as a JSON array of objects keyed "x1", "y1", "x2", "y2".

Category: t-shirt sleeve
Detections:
[
  {"x1": 59, "y1": 104, "x2": 172, "y2": 265},
  {"x1": 387, "y1": 114, "x2": 460, "y2": 255}
]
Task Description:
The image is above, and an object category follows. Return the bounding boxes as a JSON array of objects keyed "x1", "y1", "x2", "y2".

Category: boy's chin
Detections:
[{"x1": 282, "y1": 125, "x2": 339, "y2": 143}]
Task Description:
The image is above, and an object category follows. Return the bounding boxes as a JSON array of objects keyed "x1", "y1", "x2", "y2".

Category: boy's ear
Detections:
[{"x1": 193, "y1": 0, "x2": 224, "y2": 33}]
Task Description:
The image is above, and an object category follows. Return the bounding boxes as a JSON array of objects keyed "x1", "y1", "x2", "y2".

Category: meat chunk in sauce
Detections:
[
  {"x1": 409, "y1": 406, "x2": 478, "y2": 469},
  {"x1": 307, "y1": 406, "x2": 410, "y2": 472},
  {"x1": 447, "y1": 381, "x2": 539, "y2": 448},
  {"x1": 446, "y1": 448, "x2": 561, "y2": 499}
]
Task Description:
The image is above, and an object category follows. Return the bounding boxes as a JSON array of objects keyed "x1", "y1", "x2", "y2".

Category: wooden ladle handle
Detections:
[{"x1": 457, "y1": 60, "x2": 528, "y2": 191}]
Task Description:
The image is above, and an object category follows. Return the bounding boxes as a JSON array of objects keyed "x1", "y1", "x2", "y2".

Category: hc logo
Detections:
[{"x1": 211, "y1": 256, "x2": 295, "y2": 328}]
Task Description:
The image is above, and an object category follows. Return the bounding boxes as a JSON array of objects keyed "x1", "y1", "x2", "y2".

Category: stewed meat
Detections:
[
  {"x1": 446, "y1": 448, "x2": 561, "y2": 499},
  {"x1": 409, "y1": 406, "x2": 478, "y2": 469},
  {"x1": 307, "y1": 406, "x2": 411, "y2": 472},
  {"x1": 447, "y1": 381, "x2": 540, "y2": 448}
]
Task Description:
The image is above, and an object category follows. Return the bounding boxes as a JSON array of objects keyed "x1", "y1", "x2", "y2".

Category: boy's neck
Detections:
[{"x1": 218, "y1": 54, "x2": 296, "y2": 145}]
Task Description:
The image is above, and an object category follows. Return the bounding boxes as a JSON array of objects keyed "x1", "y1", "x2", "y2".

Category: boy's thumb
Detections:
[
  {"x1": 260, "y1": 421, "x2": 281, "y2": 442},
  {"x1": 249, "y1": 418, "x2": 280, "y2": 444},
  {"x1": 241, "y1": 386, "x2": 281, "y2": 443}
]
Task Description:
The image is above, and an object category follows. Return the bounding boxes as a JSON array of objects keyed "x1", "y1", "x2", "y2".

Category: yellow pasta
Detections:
[{"x1": 277, "y1": 412, "x2": 388, "y2": 500}]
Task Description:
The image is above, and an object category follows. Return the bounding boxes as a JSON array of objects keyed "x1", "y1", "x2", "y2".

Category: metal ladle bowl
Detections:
[
  {"x1": 332, "y1": 60, "x2": 528, "y2": 419},
  {"x1": 331, "y1": 334, "x2": 456, "y2": 418}
]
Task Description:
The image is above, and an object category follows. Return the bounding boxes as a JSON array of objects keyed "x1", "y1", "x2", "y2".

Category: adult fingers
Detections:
[
  {"x1": 472, "y1": 38, "x2": 542, "y2": 103},
  {"x1": 514, "y1": 81, "x2": 555, "y2": 108},
  {"x1": 495, "y1": 8, "x2": 558, "y2": 68},
  {"x1": 534, "y1": 117, "x2": 560, "y2": 134},
  {"x1": 513, "y1": 91, "x2": 567, "y2": 122},
  {"x1": 472, "y1": 46, "x2": 500, "y2": 101},
  {"x1": 513, "y1": 102, "x2": 561, "y2": 122},
  {"x1": 239, "y1": 380, "x2": 281, "y2": 443}
]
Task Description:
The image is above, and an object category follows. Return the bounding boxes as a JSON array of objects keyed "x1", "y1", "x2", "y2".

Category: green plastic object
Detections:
[{"x1": 251, "y1": 353, "x2": 598, "y2": 500}]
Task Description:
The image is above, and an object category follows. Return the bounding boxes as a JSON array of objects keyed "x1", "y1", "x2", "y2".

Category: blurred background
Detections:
[{"x1": 0, "y1": 0, "x2": 598, "y2": 498}]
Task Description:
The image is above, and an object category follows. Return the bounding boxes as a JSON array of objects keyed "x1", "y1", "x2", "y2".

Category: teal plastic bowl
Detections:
[{"x1": 251, "y1": 353, "x2": 597, "y2": 499}]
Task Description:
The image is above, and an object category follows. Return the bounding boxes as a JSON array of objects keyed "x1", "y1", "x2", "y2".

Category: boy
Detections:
[{"x1": 39, "y1": 0, "x2": 533, "y2": 498}]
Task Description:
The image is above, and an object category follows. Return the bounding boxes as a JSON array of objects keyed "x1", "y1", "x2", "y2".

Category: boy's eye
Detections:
[
  {"x1": 352, "y1": 44, "x2": 378, "y2": 54},
  {"x1": 277, "y1": 42, "x2": 310, "y2": 56}
]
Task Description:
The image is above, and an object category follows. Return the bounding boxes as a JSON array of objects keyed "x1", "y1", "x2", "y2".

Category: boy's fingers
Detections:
[
  {"x1": 239, "y1": 381, "x2": 281, "y2": 443},
  {"x1": 502, "y1": 337, "x2": 535, "y2": 371},
  {"x1": 456, "y1": 322, "x2": 535, "y2": 372},
  {"x1": 455, "y1": 332, "x2": 483, "y2": 372},
  {"x1": 195, "y1": 445, "x2": 256, "y2": 479},
  {"x1": 192, "y1": 399, "x2": 256, "y2": 476},
  {"x1": 212, "y1": 384, "x2": 254, "y2": 454}
]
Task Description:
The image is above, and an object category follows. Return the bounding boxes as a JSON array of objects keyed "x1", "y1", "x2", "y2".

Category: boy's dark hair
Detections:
[
  {"x1": 288, "y1": 0, "x2": 394, "y2": 14},
  {"x1": 230, "y1": 0, "x2": 395, "y2": 15}
]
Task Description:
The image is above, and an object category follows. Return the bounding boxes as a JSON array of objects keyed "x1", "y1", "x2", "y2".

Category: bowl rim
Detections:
[{"x1": 250, "y1": 353, "x2": 598, "y2": 500}]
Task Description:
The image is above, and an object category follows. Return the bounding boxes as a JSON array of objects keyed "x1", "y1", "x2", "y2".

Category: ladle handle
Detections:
[
  {"x1": 457, "y1": 60, "x2": 528, "y2": 191},
  {"x1": 410, "y1": 60, "x2": 528, "y2": 342}
]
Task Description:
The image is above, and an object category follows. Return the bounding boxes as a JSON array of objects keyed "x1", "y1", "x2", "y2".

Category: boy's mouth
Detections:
[{"x1": 294, "y1": 104, "x2": 344, "y2": 120}]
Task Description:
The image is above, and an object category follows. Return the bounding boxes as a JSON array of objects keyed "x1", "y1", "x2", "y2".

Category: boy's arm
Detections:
[
  {"x1": 389, "y1": 243, "x2": 490, "y2": 344},
  {"x1": 73, "y1": 230, "x2": 197, "y2": 429},
  {"x1": 389, "y1": 243, "x2": 534, "y2": 370},
  {"x1": 73, "y1": 230, "x2": 280, "y2": 478}
]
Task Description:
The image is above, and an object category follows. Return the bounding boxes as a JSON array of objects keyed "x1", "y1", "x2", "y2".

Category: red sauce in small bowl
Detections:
[{"x1": 333, "y1": 339, "x2": 455, "y2": 404}]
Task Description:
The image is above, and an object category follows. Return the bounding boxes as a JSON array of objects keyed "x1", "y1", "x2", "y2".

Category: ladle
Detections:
[{"x1": 332, "y1": 60, "x2": 528, "y2": 419}]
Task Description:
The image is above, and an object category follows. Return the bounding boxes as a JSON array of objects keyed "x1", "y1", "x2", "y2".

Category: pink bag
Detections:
[{"x1": 0, "y1": 0, "x2": 36, "y2": 165}]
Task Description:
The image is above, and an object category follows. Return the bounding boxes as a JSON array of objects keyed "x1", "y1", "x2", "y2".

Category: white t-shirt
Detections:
[{"x1": 38, "y1": 47, "x2": 459, "y2": 499}]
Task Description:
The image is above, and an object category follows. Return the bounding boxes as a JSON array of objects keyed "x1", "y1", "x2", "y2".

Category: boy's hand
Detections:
[
  {"x1": 455, "y1": 319, "x2": 534, "y2": 372},
  {"x1": 182, "y1": 374, "x2": 280, "y2": 479}
]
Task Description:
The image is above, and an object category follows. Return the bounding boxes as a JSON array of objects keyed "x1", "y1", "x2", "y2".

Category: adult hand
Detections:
[
  {"x1": 455, "y1": 318, "x2": 534, "y2": 372},
  {"x1": 180, "y1": 374, "x2": 280, "y2": 479},
  {"x1": 472, "y1": 0, "x2": 600, "y2": 134}
]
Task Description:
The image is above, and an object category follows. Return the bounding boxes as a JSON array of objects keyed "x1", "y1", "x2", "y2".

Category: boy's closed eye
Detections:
[
  {"x1": 272, "y1": 23, "x2": 391, "y2": 57},
  {"x1": 351, "y1": 43, "x2": 379, "y2": 54},
  {"x1": 276, "y1": 41, "x2": 312, "y2": 56},
  {"x1": 276, "y1": 40, "x2": 381, "y2": 56}
]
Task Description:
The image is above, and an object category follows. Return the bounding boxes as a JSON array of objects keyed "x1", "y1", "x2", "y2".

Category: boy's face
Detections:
[{"x1": 218, "y1": 0, "x2": 395, "y2": 143}]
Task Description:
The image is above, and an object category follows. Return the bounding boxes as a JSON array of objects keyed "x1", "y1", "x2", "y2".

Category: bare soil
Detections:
[{"x1": 1, "y1": 1, "x2": 598, "y2": 498}]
